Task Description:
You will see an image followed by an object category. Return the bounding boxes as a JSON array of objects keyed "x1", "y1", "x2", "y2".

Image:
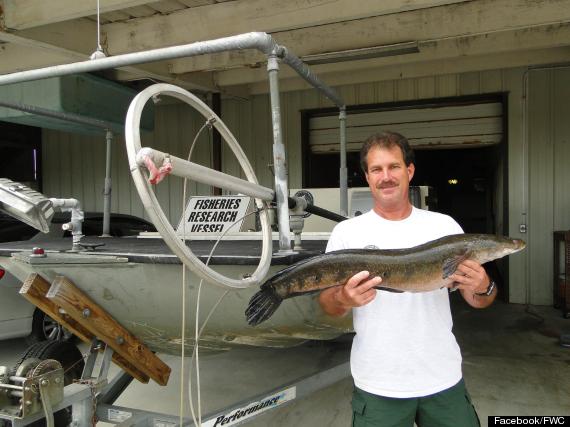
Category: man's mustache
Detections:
[{"x1": 376, "y1": 181, "x2": 398, "y2": 189}]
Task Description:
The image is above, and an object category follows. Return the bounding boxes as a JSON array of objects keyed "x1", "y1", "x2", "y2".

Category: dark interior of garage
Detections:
[
  {"x1": 305, "y1": 144, "x2": 505, "y2": 235},
  {"x1": 0, "y1": 122, "x2": 41, "y2": 190}
]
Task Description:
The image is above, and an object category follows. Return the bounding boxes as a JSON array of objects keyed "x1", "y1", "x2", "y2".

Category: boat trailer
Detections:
[{"x1": 0, "y1": 274, "x2": 349, "y2": 427}]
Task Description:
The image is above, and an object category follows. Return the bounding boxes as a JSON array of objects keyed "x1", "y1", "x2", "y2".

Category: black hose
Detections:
[{"x1": 287, "y1": 197, "x2": 347, "y2": 223}]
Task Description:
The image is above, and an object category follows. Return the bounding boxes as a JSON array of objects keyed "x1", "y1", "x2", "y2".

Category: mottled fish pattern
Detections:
[{"x1": 246, "y1": 234, "x2": 525, "y2": 326}]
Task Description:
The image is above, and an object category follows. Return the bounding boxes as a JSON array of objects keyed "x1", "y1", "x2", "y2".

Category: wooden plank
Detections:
[
  {"x1": 176, "y1": 0, "x2": 217, "y2": 7},
  {"x1": 100, "y1": 10, "x2": 133, "y2": 22},
  {"x1": 123, "y1": 5, "x2": 158, "y2": 18},
  {"x1": 104, "y1": 0, "x2": 471, "y2": 55},
  {"x1": 235, "y1": 27, "x2": 549, "y2": 91},
  {"x1": 20, "y1": 274, "x2": 92, "y2": 342},
  {"x1": 0, "y1": 20, "x2": 216, "y2": 92},
  {"x1": 247, "y1": 46, "x2": 570, "y2": 95},
  {"x1": 148, "y1": 0, "x2": 189, "y2": 14},
  {"x1": 2, "y1": 0, "x2": 158, "y2": 30},
  {"x1": 173, "y1": 3, "x2": 570, "y2": 75},
  {"x1": 20, "y1": 274, "x2": 151, "y2": 384},
  {"x1": 46, "y1": 276, "x2": 171, "y2": 385}
]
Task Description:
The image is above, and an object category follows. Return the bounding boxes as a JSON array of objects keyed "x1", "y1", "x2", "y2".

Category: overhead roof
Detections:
[{"x1": 0, "y1": 0, "x2": 569, "y2": 96}]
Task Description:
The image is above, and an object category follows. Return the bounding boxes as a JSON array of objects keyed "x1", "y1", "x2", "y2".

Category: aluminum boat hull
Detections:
[{"x1": 0, "y1": 237, "x2": 352, "y2": 356}]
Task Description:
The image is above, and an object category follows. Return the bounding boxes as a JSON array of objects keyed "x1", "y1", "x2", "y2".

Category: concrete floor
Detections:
[{"x1": 0, "y1": 296, "x2": 569, "y2": 427}]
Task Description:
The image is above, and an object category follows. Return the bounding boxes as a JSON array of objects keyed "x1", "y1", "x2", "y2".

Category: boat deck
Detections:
[{"x1": 0, "y1": 236, "x2": 327, "y2": 265}]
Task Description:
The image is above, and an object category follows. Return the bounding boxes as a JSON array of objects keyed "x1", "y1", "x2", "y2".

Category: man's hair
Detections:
[{"x1": 359, "y1": 131, "x2": 415, "y2": 172}]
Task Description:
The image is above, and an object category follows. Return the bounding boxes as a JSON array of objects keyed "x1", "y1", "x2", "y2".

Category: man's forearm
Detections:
[{"x1": 318, "y1": 287, "x2": 351, "y2": 317}]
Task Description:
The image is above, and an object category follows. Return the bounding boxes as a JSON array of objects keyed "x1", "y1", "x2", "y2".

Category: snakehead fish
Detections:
[{"x1": 245, "y1": 234, "x2": 525, "y2": 326}]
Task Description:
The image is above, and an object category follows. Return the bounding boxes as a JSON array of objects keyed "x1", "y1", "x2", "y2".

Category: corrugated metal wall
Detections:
[
  {"x1": 41, "y1": 66, "x2": 570, "y2": 305},
  {"x1": 527, "y1": 68, "x2": 570, "y2": 305},
  {"x1": 42, "y1": 101, "x2": 213, "y2": 225}
]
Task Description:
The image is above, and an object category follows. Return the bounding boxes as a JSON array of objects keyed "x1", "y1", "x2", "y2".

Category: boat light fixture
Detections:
[{"x1": 0, "y1": 178, "x2": 54, "y2": 233}]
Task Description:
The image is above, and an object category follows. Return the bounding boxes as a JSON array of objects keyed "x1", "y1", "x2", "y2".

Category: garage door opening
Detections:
[
  {"x1": 302, "y1": 94, "x2": 508, "y2": 296},
  {"x1": 413, "y1": 145, "x2": 506, "y2": 234},
  {"x1": 0, "y1": 121, "x2": 42, "y2": 191},
  {"x1": 302, "y1": 145, "x2": 506, "y2": 233}
]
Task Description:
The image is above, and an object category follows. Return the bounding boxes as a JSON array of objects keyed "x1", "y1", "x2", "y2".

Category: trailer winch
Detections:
[{"x1": 0, "y1": 359, "x2": 64, "y2": 426}]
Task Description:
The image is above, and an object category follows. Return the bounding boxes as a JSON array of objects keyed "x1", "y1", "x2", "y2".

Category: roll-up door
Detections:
[{"x1": 309, "y1": 101, "x2": 503, "y2": 153}]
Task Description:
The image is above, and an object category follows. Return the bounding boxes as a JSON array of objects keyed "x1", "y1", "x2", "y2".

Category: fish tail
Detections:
[{"x1": 245, "y1": 287, "x2": 283, "y2": 326}]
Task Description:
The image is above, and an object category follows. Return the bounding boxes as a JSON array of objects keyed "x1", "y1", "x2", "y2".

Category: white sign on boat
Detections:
[{"x1": 176, "y1": 195, "x2": 251, "y2": 235}]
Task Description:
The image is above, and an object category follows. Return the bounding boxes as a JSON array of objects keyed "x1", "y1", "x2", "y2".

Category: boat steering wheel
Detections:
[{"x1": 125, "y1": 83, "x2": 273, "y2": 290}]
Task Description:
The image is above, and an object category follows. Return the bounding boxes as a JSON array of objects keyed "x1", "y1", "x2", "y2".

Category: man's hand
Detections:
[
  {"x1": 449, "y1": 260, "x2": 496, "y2": 308},
  {"x1": 318, "y1": 271, "x2": 381, "y2": 317},
  {"x1": 336, "y1": 271, "x2": 381, "y2": 307},
  {"x1": 449, "y1": 260, "x2": 489, "y2": 294}
]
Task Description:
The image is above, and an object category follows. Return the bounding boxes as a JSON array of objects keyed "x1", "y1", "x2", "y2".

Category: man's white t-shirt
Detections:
[{"x1": 326, "y1": 207, "x2": 464, "y2": 398}]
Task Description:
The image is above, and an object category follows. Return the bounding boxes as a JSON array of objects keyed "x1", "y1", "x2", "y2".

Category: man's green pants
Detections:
[{"x1": 351, "y1": 379, "x2": 480, "y2": 427}]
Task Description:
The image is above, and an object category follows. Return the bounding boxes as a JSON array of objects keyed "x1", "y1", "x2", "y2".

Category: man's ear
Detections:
[{"x1": 407, "y1": 163, "x2": 415, "y2": 182}]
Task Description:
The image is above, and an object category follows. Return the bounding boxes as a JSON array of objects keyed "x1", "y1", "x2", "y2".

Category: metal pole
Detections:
[
  {"x1": 102, "y1": 130, "x2": 113, "y2": 237},
  {"x1": 211, "y1": 92, "x2": 222, "y2": 196},
  {"x1": 279, "y1": 48, "x2": 345, "y2": 108},
  {"x1": 267, "y1": 54, "x2": 292, "y2": 253},
  {"x1": 339, "y1": 107, "x2": 348, "y2": 217},
  {"x1": 0, "y1": 33, "x2": 272, "y2": 85}
]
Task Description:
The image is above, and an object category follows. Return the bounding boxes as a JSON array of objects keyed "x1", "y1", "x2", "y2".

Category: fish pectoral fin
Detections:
[
  {"x1": 442, "y1": 251, "x2": 471, "y2": 279},
  {"x1": 374, "y1": 286, "x2": 404, "y2": 293}
]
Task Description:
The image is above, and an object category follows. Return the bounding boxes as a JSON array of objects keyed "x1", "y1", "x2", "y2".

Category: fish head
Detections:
[{"x1": 466, "y1": 234, "x2": 526, "y2": 264}]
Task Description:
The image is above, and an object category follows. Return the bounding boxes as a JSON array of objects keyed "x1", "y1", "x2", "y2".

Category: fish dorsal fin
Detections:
[{"x1": 442, "y1": 250, "x2": 471, "y2": 279}]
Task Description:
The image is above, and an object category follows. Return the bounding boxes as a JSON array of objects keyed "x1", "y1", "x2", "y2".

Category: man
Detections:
[{"x1": 319, "y1": 131, "x2": 496, "y2": 427}]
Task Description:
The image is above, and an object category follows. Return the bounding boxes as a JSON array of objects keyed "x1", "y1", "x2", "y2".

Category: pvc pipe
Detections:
[
  {"x1": 135, "y1": 147, "x2": 275, "y2": 201},
  {"x1": 50, "y1": 198, "x2": 84, "y2": 251}
]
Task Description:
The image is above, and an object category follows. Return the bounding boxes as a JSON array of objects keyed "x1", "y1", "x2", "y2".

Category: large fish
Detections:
[{"x1": 246, "y1": 234, "x2": 525, "y2": 326}]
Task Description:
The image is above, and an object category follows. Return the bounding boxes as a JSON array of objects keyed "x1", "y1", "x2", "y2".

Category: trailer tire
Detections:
[{"x1": 26, "y1": 309, "x2": 73, "y2": 345}]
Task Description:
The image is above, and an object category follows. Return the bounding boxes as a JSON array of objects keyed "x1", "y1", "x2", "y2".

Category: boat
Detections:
[
  {"x1": 0, "y1": 81, "x2": 356, "y2": 359},
  {"x1": 0, "y1": 227, "x2": 352, "y2": 355}
]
